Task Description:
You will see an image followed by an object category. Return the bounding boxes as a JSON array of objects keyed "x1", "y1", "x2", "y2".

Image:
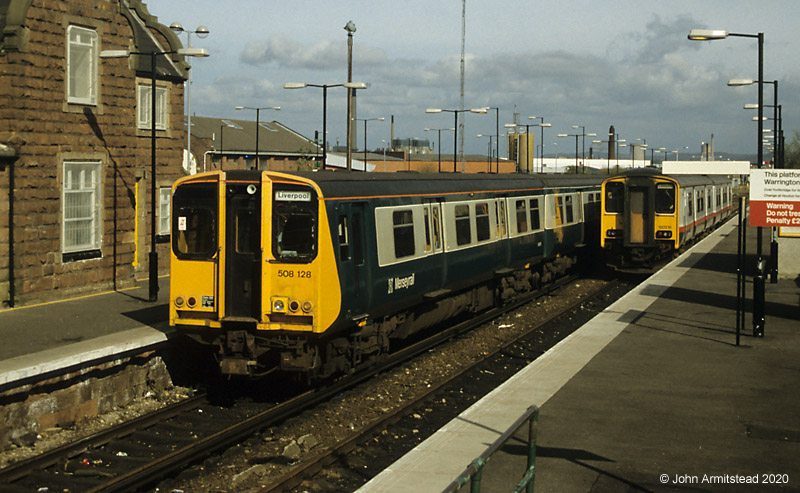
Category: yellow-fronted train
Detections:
[
  {"x1": 600, "y1": 168, "x2": 735, "y2": 270},
  {"x1": 170, "y1": 170, "x2": 605, "y2": 379}
]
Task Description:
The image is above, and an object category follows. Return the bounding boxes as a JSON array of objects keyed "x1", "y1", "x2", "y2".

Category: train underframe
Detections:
[
  {"x1": 603, "y1": 239, "x2": 674, "y2": 271},
  {"x1": 183, "y1": 254, "x2": 578, "y2": 380}
]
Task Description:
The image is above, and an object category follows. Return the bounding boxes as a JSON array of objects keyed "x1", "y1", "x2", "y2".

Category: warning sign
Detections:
[{"x1": 749, "y1": 169, "x2": 800, "y2": 228}]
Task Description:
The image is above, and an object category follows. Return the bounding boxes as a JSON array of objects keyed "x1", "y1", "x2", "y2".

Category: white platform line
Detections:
[{"x1": 358, "y1": 220, "x2": 736, "y2": 492}]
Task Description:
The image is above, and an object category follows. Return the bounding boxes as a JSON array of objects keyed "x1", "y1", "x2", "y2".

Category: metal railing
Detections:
[{"x1": 443, "y1": 405, "x2": 539, "y2": 493}]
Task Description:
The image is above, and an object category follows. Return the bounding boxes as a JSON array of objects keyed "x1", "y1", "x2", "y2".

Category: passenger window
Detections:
[
  {"x1": 432, "y1": 206, "x2": 441, "y2": 250},
  {"x1": 515, "y1": 199, "x2": 528, "y2": 233},
  {"x1": 564, "y1": 195, "x2": 574, "y2": 223},
  {"x1": 605, "y1": 182, "x2": 624, "y2": 213},
  {"x1": 393, "y1": 210, "x2": 415, "y2": 259},
  {"x1": 455, "y1": 205, "x2": 471, "y2": 246},
  {"x1": 529, "y1": 198, "x2": 541, "y2": 230},
  {"x1": 424, "y1": 208, "x2": 432, "y2": 252},
  {"x1": 338, "y1": 216, "x2": 350, "y2": 261},
  {"x1": 554, "y1": 196, "x2": 565, "y2": 226},
  {"x1": 655, "y1": 183, "x2": 675, "y2": 214},
  {"x1": 497, "y1": 200, "x2": 507, "y2": 237},
  {"x1": 476, "y1": 202, "x2": 490, "y2": 241}
]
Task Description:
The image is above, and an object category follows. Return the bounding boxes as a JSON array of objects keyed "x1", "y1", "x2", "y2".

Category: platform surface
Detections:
[{"x1": 359, "y1": 219, "x2": 800, "y2": 492}]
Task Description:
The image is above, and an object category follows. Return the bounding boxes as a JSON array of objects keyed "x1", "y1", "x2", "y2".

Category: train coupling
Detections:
[{"x1": 220, "y1": 358, "x2": 257, "y2": 376}]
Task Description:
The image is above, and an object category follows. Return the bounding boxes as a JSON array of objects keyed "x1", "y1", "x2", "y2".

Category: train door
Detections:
[
  {"x1": 627, "y1": 185, "x2": 650, "y2": 244},
  {"x1": 224, "y1": 182, "x2": 261, "y2": 319},
  {"x1": 337, "y1": 202, "x2": 371, "y2": 318}
]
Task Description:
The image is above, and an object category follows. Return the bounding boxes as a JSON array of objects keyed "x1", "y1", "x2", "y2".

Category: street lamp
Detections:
[
  {"x1": 530, "y1": 118, "x2": 552, "y2": 173},
  {"x1": 100, "y1": 47, "x2": 209, "y2": 302},
  {"x1": 284, "y1": 81, "x2": 367, "y2": 170},
  {"x1": 479, "y1": 107, "x2": 500, "y2": 173},
  {"x1": 353, "y1": 117, "x2": 384, "y2": 170},
  {"x1": 425, "y1": 107, "x2": 488, "y2": 172},
  {"x1": 570, "y1": 125, "x2": 596, "y2": 173},
  {"x1": 234, "y1": 105, "x2": 280, "y2": 170},
  {"x1": 477, "y1": 134, "x2": 493, "y2": 172},
  {"x1": 689, "y1": 27, "x2": 765, "y2": 337},
  {"x1": 344, "y1": 21, "x2": 357, "y2": 171},
  {"x1": 170, "y1": 23, "x2": 209, "y2": 172},
  {"x1": 424, "y1": 127, "x2": 455, "y2": 172}
]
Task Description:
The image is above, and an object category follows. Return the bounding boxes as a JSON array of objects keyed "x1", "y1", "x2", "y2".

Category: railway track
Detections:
[{"x1": 0, "y1": 274, "x2": 623, "y2": 492}]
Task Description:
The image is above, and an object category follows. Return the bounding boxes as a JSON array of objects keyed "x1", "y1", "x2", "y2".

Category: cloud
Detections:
[{"x1": 240, "y1": 33, "x2": 387, "y2": 71}]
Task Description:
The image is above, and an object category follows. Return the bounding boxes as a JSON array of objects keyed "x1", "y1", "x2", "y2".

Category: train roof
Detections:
[
  {"x1": 266, "y1": 170, "x2": 605, "y2": 199},
  {"x1": 605, "y1": 167, "x2": 732, "y2": 187}
]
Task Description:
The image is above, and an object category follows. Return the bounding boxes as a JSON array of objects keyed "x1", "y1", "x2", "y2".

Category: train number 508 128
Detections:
[{"x1": 277, "y1": 270, "x2": 312, "y2": 279}]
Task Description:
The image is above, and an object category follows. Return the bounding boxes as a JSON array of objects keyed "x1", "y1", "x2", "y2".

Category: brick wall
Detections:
[{"x1": 0, "y1": 0, "x2": 188, "y2": 307}]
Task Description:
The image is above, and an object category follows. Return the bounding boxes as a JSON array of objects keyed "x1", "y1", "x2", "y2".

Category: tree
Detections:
[{"x1": 784, "y1": 130, "x2": 800, "y2": 169}]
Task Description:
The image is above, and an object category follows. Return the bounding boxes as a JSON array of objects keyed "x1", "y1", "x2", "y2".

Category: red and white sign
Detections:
[{"x1": 749, "y1": 169, "x2": 800, "y2": 228}]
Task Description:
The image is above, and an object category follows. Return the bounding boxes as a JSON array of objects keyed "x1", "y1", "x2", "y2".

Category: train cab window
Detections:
[
  {"x1": 338, "y1": 216, "x2": 350, "y2": 261},
  {"x1": 455, "y1": 205, "x2": 472, "y2": 246},
  {"x1": 172, "y1": 183, "x2": 218, "y2": 260},
  {"x1": 515, "y1": 199, "x2": 528, "y2": 233},
  {"x1": 272, "y1": 189, "x2": 317, "y2": 262},
  {"x1": 476, "y1": 202, "x2": 490, "y2": 242},
  {"x1": 655, "y1": 183, "x2": 675, "y2": 214},
  {"x1": 529, "y1": 198, "x2": 541, "y2": 230},
  {"x1": 393, "y1": 210, "x2": 415, "y2": 258},
  {"x1": 605, "y1": 182, "x2": 624, "y2": 213}
]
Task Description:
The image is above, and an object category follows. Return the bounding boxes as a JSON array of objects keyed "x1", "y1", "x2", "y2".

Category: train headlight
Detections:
[
  {"x1": 175, "y1": 296, "x2": 185, "y2": 307},
  {"x1": 302, "y1": 301, "x2": 313, "y2": 313},
  {"x1": 289, "y1": 300, "x2": 300, "y2": 313},
  {"x1": 606, "y1": 229, "x2": 622, "y2": 238},
  {"x1": 656, "y1": 230, "x2": 673, "y2": 239},
  {"x1": 272, "y1": 296, "x2": 288, "y2": 313}
]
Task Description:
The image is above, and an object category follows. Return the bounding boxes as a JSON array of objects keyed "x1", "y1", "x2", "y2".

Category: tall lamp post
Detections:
[
  {"x1": 234, "y1": 105, "x2": 280, "y2": 170},
  {"x1": 476, "y1": 134, "x2": 493, "y2": 172},
  {"x1": 570, "y1": 125, "x2": 596, "y2": 173},
  {"x1": 100, "y1": 47, "x2": 209, "y2": 302},
  {"x1": 284, "y1": 82, "x2": 367, "y2": 170},
  {"x1": 480, "y1": 107, "x2": 500, "y2": 173},
  {"x1": 557, "y1": 132, "x2": 580, "y2": 174},
  {"x1": 353, "y1": 117, "x2": 385, "y2": 170},
  {"x1": 532, "y1": 118, "x2": 552, "y2": 173},
  {"x1": 425, "y1": 107, "x2": 487, "y2": 172},
  {"x1": 689, "y1": 28, "x2": 765, "y2": 337},
  {"x1": 169, "y1": 23, "x2": 209, "y2": 173},
  {"x1": 424, "y1": 127, "x2": 455, "y2": 172}
]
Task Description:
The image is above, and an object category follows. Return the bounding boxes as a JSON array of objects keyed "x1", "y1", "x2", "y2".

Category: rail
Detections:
[{"x1": 444, "y1": 405, "x2": 539, "y2": 493}]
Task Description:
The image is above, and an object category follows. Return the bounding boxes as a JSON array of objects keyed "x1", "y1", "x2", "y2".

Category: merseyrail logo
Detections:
[{"x1": 387, "y1": 273, "x2": 415, "y2": 294}]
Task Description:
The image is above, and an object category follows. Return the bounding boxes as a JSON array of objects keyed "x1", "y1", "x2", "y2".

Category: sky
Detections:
[{"x1": 146, "y1": 0, "x2": 799, "y2": 160}]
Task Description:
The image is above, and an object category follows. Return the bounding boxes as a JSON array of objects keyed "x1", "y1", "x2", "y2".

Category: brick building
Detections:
[{"x1": 0, "y1": 0, "x2": 191, "y2": 307}]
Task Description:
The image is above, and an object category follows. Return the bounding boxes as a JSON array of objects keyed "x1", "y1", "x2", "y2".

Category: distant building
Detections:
[
  {"x1": 189, "y1": 116, "x2": 321, "y2": 172},
  {"x1": 392, "y1": 138, "x2": 432, "y2": 155},
  {"x1": 0, "y1": 0, "x2": 189, "y2": 307}
]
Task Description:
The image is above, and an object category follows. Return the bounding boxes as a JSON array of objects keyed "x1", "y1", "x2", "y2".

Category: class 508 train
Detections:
[
  {"x1": 600, "y1": 168, "x2": 734, "y2": 271},
  {"x1": 170, "y1": 170, "x2": 605, "y2": 379}
]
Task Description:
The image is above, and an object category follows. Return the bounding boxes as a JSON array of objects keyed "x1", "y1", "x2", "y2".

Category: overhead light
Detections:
[
  {"x1": 728, "y1": 79, "x2": 755, "y2": 86},
  {"x1": 688, "y1": 29, "x2": 729, "y2": 40}
]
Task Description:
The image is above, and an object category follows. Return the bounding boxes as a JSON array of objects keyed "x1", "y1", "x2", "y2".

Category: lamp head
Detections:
[
  {"x1": 728, "y1": 79, "x2": 755, "y2": 86},
  {"x1": 284, "y1": 83, "x2": 307, "y2": 89},
  {"x1": 178, "y1": 47, "x2": 209, "y2": 57},
  {"x1": 344, "y1": 82, "x2": 367, "y2": 89},
  {"x1": 195, "y1": 26, "x2": 210, "y2": 38},
  {"x1": 344, "y1": 20, "x2": 356, "y2": 34},
  {"x1": 169, "y1": 22, "x2": 184, "y2": 33},
  {"x1": 688, "y1": 29, "x2": 728, "y2": 40},
  {"x1": 426, "y1": 108, "x2": 443, "y2": 114}
]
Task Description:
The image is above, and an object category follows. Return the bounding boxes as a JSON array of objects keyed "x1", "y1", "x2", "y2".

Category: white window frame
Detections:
[
  {"x1": 62, "y1": 161, "x2": 102, "y2": 253},
  {"x1": 66, "y1": 25, "x2": 98, "y2": 105},
  {"x1": 137, "y1": 84, "x2": 168, "y2": 130},
  {"x1": 159, "y1": 187, "x2": 171, "y2": 236}
]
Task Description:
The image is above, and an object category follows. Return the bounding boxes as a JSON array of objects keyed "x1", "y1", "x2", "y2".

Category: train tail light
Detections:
[
  {"x1": 656, "y1": 231, "x2": 673, "y2": 239},
  {"x1": 606, "y1": 229, "x2": 622, "y2": 238}
]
